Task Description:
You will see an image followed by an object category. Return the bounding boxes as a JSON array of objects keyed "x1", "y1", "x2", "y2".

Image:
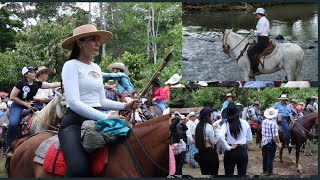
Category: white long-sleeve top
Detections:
[
  {"x1": 254, "y1": 16, "x2": 270, "y2": 36},
  {"x1": 218, "y1": 119, "x2": 253, "y2": 151},
  {"x1": 62, "y1": 59, "x2": 126, "y2": 120},
  {"x1": 186, "y1": 120, "x2": 197, "y2": 142}
]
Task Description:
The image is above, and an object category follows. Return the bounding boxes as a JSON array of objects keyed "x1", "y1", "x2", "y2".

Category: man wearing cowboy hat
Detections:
[
  {"x1": 311, "y1": 96, "x2": 318, "y2": 112},
  {"x1": 248, "y1": 7, "x2": 270, "y2": 77},
  {"x1": 289, "y1": 99, "x2": 298, "y2": 118},
  {"x1": 186, "y1": 111, "x2": 197, "y2": 168},
  {"x1": 102, "y1": 62, "x2": 135, "y2": 96},
  {"x1": 104, "y1": 80, "x2": 120, "y2": 101},
  {"x1": 222, "y1": 93, "x2": 235, "y2": 111},
  {"x1": 164, "y1": 74, "x2": 182, "y2": 105},
  {"x1": 33, "y1": 66, "x2": 54, "y2": 110},
  {"x1": 252, "y1": 101, "x2": 262, "y2": 124},
  {"x1": 261, "y1": 107, "x2": 282, "y2": 176},
  {"x1": 273, "y1": 94, "x2": 293, "y2": 148}
]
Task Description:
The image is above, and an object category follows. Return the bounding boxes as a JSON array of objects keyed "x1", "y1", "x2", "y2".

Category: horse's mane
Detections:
[
  {"x1": 133, "y1": 115, "x2": 169, "y2": 129},
  {"x1": 227, "y1": 30, "x2": 246, "y2": 42},
  {"x1": 296, "y1": 112, "x2": 318, "y2": 125},
  {"x1": 37, "y1": 96, "x2": 60, "y2": 124}
]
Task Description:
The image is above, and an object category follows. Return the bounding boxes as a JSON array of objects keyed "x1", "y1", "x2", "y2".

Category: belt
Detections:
[
  {"x1": 228, "y1": 144, "x2": 246, "y2": 147},
  {"x1": 93, "y1": 107, "x2": 102, "y2": 110}
]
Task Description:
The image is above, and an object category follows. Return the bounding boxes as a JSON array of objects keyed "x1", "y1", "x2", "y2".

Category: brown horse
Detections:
[
  {"x1": 256, "y1": 112, "x2": 318, "y2": 173},
  {"x1": 8, "y1": 115, "x2": 169, "y2": 177}
]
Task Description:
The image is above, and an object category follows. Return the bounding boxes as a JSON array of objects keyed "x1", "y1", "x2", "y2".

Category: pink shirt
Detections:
[
  {"x1": 152, "y1": 87, "x2": 166, "y2": 100},
  {"x1": 164, "y1": 85, "x2": 170, "y2": 99}
]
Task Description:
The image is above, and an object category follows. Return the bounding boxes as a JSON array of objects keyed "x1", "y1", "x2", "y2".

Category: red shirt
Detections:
[
  {"x1": 152, "y1": 87, "x2": 166, "y2": 100},
  {"x1": 164, "y1": 85, "x2": 170, "y2": 99}
]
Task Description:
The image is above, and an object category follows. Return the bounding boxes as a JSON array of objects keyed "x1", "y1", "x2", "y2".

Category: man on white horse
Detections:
[{"x1": 248, "y1": 8, "x2": 270, "y2": 77}]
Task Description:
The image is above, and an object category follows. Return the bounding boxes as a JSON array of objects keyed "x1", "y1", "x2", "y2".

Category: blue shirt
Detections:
[
  {"x1": 102, "y1": 72, "x2": 134, "y2": 94},
  {"x1": 222, "y1": 100, "x2": 230, "y2": 111},
  {"x1": 243, "y1": 81, "x2": 274, "y2": 88},
  {"x1": 273, "y1": 102, "x2": 291, "y2": 117}
]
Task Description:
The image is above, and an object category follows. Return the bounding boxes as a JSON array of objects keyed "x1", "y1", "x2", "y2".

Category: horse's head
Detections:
[
  {"x1": 54, "y1": 91, "x2": 67, "y2": 120},
  {"x1": 222, "y1": 29, "x2": 233, "y2": 54}
]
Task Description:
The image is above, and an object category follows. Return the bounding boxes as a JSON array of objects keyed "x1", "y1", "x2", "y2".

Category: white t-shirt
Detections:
[
  {"x1": 62, "y1": 59, "x2": 126, "y2": 120},
  {"x1": 254, "y1": 16, "x2": 270, "y2": 36},
  {"x1": 218, "y1": 119, "x2": 253, "y2": 151},
  {"x1": 204, "y1": 123, "x2": 217, "y2": 145}
]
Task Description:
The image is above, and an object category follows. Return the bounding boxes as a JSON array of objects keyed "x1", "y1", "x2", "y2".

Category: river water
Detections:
[{"x1": 182, "y1": 3, "x2": 318, "y2": 81}]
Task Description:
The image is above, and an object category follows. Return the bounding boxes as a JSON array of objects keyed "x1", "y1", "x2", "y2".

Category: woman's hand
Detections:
[
  {"x1": 276, "y1": 142, "x2": 282, "y2": 149},
  {"x1": 230, "y1": 144, "x2": 238, "y2": 150},
  {"x1": 125, "y1": 99, "x2": 139, "y2": 110},
  {"x1": 24, "y1": 102, "x2": 33, "y2": 109},
  {"x1": 152, "y1": 98, "x2": 156, "y2": 101}
]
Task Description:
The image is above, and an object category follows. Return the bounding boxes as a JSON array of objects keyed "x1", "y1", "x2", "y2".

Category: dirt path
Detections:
[{"x1": 182, "y1": 137, "x2": 318, "y2": 177}]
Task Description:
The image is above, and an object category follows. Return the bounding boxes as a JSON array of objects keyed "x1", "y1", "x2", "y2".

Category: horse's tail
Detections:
[{"x1": 294, "y1": 47, "x2": 304, "y2": 80}]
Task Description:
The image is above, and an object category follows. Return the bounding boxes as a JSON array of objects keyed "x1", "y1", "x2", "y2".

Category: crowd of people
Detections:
[{"x1": 169, "y1": 93, "x2": 318, "y2": 177}]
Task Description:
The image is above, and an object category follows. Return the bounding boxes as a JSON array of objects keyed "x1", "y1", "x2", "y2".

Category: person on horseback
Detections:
[
  {"x1": 60, "y1": 24, "x2": 139, "y2": 177},
  {"x1": 248, "y1": 7, "x2": 270, "y2": 77},
  {"x1": 4, "y1": 66, "x2": 61, "y2": 157},
  {"x1": 261, "y1": 107, "x2": 282, "y2": 176},
  {"x1": 164, "y1": 74, "x2": 182, "y2": 106},
  {"x1": 104, "y1": 80, "x2": 120, "y2": 101},
  {"x1": 311, "y1": 96, "x2": 318, "y2": 111},
  {"x1": 252, "y1": 101, "x2": 262, "y2": 124},
  {"x1": 305, "y1": 97, "x2": 316, "y2": 114},
  {"x1": 296, "y1": 102, "x2": 305, "y2": 117},
  {"x1": 102, "y1": 62, "x2": 136, "y2": 96},
  {"x1": 273, "y1": 94, "x2": 293, "y2": 148},
  {"x1": 289, "y1": 99, "x2": 299, "y2": 119},
  {"x1": 222, "y1": 93, "x2": 234, "y2": 111},
  {"x1": 33, "y1": 66, "x2": 54, "y2": 110},
  {"x1": 151, "y1": 78, "x2": 167, "y2": 112}
]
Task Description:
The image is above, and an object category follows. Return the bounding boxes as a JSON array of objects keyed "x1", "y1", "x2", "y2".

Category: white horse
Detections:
[{"x1": 222, "y1": 29, "x2": 304, "y2": 81}]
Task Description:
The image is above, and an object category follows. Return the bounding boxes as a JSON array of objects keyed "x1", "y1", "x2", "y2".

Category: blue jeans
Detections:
[
  {"x1": 5, "y1": 102, "x2": 26, "y2": 151},
  {"x1": 34, "y1": 102, "x2": 44, "y2": 110},
  {"x1": 188, "y1": 143, "x2": 196, "y2": 166},
  {"x1": 262, "y1": 142, "x2": 277, "y2": 174},
  {"x1": 154, "y1": 100, "x2": 166, "y2": 112},
  {"x1": 279, "y1": 116, "x2": 291, "y2": 145}
]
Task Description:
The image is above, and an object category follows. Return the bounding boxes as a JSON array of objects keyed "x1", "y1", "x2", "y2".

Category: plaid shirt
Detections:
[{"x1": 261, "y1": 118, "x2": 278, "y2": 147}]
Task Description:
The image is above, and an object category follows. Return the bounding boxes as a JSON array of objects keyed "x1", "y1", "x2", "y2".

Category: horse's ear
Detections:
[
  {"x1": 230, "y1": 28, "x2": 233, "y2": 32},
  {"x1": 54, "y1": 89, "x2": 63, "y2": 98}
]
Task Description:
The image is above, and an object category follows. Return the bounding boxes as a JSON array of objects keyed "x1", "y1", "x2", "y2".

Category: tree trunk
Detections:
[
  {"x1": 146, "y1": 8, "x2": 151, "y2": 59},
  {"x1": 88, "y1": 2, "x2": 92, "y2": 23},
  {"x1": 151, "y1": 3, "x2": 157, "y2": 64}
]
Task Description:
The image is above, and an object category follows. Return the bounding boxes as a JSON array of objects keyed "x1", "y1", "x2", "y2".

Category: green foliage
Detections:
[{"x1": 170, "y1": 87, "x2": 318, "y2": 111}]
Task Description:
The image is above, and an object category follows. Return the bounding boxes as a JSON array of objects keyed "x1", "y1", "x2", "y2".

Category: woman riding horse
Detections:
[
  {"x1": 5, "y1": 66, "x2": 61, "y2": 157},
  {"x1": 60, "y1": 24, "x2": 139, "y2": 177}
]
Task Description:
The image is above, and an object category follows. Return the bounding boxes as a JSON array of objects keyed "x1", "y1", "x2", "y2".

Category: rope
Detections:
[
  {"x1": 124, "y1": 136, "x2": 145, "y2": 176},
  {"x1": 293, "y1": 120, "x2": 317, "y2": 136},
  {"x1": 130, "y1": 129, "x2": 169, "y2": 175}
]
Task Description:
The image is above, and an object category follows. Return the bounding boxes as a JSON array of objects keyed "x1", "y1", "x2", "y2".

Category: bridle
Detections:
[{"x1": 222, "y1": 31, "x2": 253, "y2": 61}]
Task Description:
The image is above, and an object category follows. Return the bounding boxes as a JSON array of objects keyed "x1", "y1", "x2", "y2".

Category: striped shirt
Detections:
[{"x1": 261, "y1": 118, "x2": 278, "y2": 147}]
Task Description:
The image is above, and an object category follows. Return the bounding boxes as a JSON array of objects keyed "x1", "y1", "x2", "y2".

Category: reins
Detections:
[{"x1": 223, "y1": 31, "x2": 254, "y2": 61}]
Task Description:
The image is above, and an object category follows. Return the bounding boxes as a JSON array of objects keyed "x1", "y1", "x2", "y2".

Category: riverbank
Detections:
[{"x1": 182, "y1": 2, "x2": 315, "y2": 12}]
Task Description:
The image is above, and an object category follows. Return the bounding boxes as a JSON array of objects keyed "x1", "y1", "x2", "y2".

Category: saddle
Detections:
[
  {"x1": 34, "y1": 135, "x2": 107, "y2": 176},
  {"x1": 249, "y1": 41, "x2": 276, "y2": 68}
]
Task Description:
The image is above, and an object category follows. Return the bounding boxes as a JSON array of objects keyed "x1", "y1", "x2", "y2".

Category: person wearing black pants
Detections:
[
  {"x1": 60, "y1": 24, "x2": 139, "y2": 177},
  {"x1": 195, "y1": 107, "x2": 219, "y2": 175},
  {"x1": 248, "y1": 7, "x2": 270, "y2": 77},
  {"x1": 219, "y1": 103, "x2": 252, "y2": 177}
]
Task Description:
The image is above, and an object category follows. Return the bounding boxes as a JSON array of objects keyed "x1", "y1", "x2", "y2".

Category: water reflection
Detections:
[{"x1": 183, "y1": 3, "x2": 318, "y2": 42}]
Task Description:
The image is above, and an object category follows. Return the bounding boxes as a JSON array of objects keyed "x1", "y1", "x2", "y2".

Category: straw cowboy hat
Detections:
[
  {"x1": 253, "y1": 101, "x2": 260, "y2": 106},
  {"x1": 165, "y1": 74, "x2": 182, "y2": 85},
  {"x1": 253, "y1": 8, "x2": 266, "y2": 15},
  {"x1": 62, "y1": 24, "x2": 112, "y2": 50},
  {"x1": 36, "y1": 66, "x2": 52, "y2": 76},
  {"x1": 225, "y1": 93, "x2": 235, "y2": 98},
  {"x1": 107, "y1": 62, "x2": 129, "y2": 75},
  {"x1": 311, "y1": 96, "x2": 318, "y2": 100},
  {"x1": 222, "y1": 103, "x2": 242, "y2": 119},
  {"x1": 278, "y1": 94, "x2": 288, "y2": 100},
  {"x1": 289, "y1": 99, "x2": 298, "y2": 104},
  {"x1": 104, "y1": 80, "x2": 117, "y2": 88},
  {"x1": 187, "y1": 111, "x2": 196, "y2": 118},
  {"x1": 264, "y1": 107, "x2": 278, "y2": 119}
]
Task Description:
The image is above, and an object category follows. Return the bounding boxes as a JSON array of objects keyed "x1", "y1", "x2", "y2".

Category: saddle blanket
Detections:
[{"x1": 34, "y1": 135, "x2": 106, "y2": 176}]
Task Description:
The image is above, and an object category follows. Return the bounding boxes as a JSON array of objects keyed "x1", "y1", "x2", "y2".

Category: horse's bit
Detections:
[{"x1": 222, "y1": 31, "x2": 254, "y2": 61}]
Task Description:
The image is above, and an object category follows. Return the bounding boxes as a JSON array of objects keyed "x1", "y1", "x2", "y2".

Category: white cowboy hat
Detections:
[
  {"x1": 187, "y1": 111, "x2": 196, "y2": 118},
  {"x1": 235, "y1": 103, "x2": 242, "y2": 106},
  {"x1": 62, "y1": 24, "x2": 112, "y2": 50},
  {"x1": 225, "y1": 93, "x2": 235, "y2": 98},
  {"x1": 107, "y1": 62, "x2": 129, "y2": 75},
  {"x1": 165, "y1": 74, "x2": 182, "y2": 85},
  {"x1": 36, "y1": 66, "x2": 53, "y2": 76},
  {"x1": 278, "y1": 94, "x2": 288, "y2": 100},
  {"x1": 171, "y1": 84, "x2": 185, "y2": 88},
  {"x1": 197, "y1": 81, "x2": 208, "y2": 87},
  {"x1": 253, "y1": 8, "x2": 266, "y2": 15},
  {"x1": 264, "y1": 107, "x2": 278, "y2": 119},
  {"x1": 180, "y1": 115, "x2": 186, "y2": 119}
]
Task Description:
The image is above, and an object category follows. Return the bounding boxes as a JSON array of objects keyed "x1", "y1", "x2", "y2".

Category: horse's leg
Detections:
[
  {"x1": 296, "y1": 145, "x2": 302, "y2": 173},
  {"x1": 279, "y1": 144, "x2": 284, "y2": 163}
]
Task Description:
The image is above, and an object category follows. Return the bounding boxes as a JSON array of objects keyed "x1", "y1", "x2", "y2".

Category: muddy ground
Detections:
[{"x1": 181, "y1": 136, "x2": 318, "y2": 177}]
